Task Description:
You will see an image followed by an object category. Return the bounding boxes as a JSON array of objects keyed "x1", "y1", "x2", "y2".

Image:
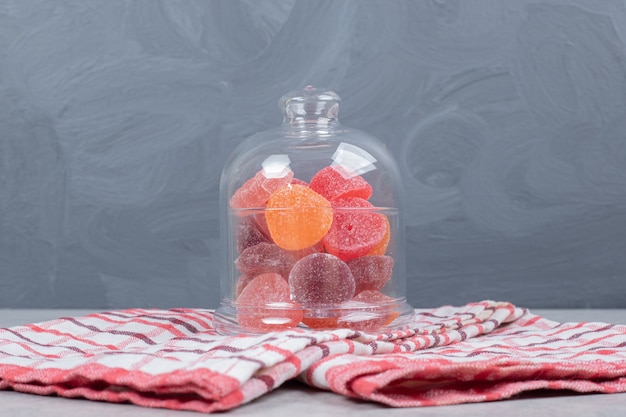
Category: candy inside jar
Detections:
[{"x1": 214, "y1": 86, "x2": 414, "y2": 335}]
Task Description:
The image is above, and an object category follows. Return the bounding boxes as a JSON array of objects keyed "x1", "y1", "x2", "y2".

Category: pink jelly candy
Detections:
[
  {"x1": 236, "y1": 216, "x2": 271, "y2": 253},
  {"x1": 235, "y1": 275, "x2": 254, "y2": 298},
  {"x1": 235, "y1": 242, "x2": 295, "y2": 279},
  {"x1": 337, "y1": 290, "x2": 398, "y2": 332},
  {"x1": 323, "y1": 197, "x2": 388, "y2": 261},
  {"x1": 309, "y1": 165, "x2": 372, "y2": 201},
  {"x1": 289, "y1": 253, "x2": 355, "y2": 305},
  {"x1": 230, "y1": 168, "x2": 294, "y2": 210},
  {"x1": 347, "y1": 255, "x2": 394, "y2": 294},
  {"x1": 236, "y1": 272, "x2": 303, "y2": 332}
]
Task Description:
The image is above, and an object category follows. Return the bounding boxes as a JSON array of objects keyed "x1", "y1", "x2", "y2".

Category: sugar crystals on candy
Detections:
[
  {"x1": 347, "y1": 255, "x2": 394, "y2": 294},
  {"x1": 235, "y1": 275, "x2": 253, "y2": 298},
  {"x1": 236, "y1": 272, "x2": 303, "y2": 332},
  {"x1": 367, "y1": 215, "x2": 390, "y2": 255},
  {"x1": 309, "y1": 165, "x2": 372, "y2": 201},
  {"x1": 266, "y1": 184, "x2": 333, "y2": 251},
  {"x1": 236, "y1": 216, "x2": 271, "y2": 253},
  {"x1": 288, "y1": 240, "x2": 325, "y2": 261},
  {"x1": 234, "y1": 242, "x2": 295, "y2": 280},
  {"x1": 323, "y1": 197, "x2": 388, "y2": 261},
  {"x1": 230, "y1": 169, "x2": 294, "y2": 210},
  {"x1": 290, "y1": 178, "x2": 309, "y2": 187},
  {"x1": 289, "y1": 253, "x2": 355, "y2": 305}
]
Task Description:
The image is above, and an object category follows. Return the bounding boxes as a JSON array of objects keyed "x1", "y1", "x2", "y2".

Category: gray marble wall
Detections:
[{"x1": 1, "y1": 0, "x2": 625, "y2": 309}]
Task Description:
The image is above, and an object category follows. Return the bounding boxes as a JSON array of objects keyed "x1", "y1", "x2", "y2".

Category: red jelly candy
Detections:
[
  {"x1": 289, "y1": 253, "x2": 355, "y2": 305},
  {"x1": 347, "y1": 255, "x2": 394, "y2": 294},
  {"x1": 235, "y1": 242, "x2": 295, "y2": 280},
  {"x1": 236, "y1": 273, "x2": 303, "y2": 332},
  {"x1": 367, "y1": 215, "x2": 390, "y2": 255},
  {"x1": 337, "y1": 290, "x2": 398, "y2": 332},
  {"x1": 230, "y1": 169, "x2": 294, "y2": 210},
  {"x1": 236, "y1": 216, "x2": 271, "y2": 253},
  {"x1": 323, "y1": 197, "x2": 388, "y2": 261},
  {"x1": 309, "y1": 165, "x2": 372, "y2": 201}
]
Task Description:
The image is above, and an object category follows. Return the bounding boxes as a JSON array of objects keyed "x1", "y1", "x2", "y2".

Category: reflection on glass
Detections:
[
  {"x1": 262, "y1": 154, "x2": 292, "y2": 178},
  {"x1": 331, "y1": 142, "x2": 377, "y2": 176}
]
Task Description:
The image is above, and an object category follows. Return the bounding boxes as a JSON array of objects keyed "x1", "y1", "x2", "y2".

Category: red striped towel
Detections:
[{"x1": 1, "y1": 301, "x2": 625, "y2": 412}]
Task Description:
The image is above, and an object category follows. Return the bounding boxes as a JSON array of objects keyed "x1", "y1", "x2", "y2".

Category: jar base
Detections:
[{"x1": 214, "y1": 299, "x2": 415, "y2": 336}]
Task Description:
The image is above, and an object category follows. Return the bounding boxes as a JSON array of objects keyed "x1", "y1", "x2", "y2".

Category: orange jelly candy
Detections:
[
  {"x1": 266, "y1": 184, "x2": 333, "y2": 251},
  {"x1": 236, "y1": 272, "x2": 303, "y2": 332}
]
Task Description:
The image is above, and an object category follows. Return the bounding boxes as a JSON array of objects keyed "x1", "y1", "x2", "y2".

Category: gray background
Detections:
[{"x1": 1, "y1": 0, "x2": 625, "y2": 310}]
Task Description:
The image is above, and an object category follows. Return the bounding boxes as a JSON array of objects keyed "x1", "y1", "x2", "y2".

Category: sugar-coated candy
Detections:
[
  {"x1": 290, "y1": 178, "x2": 309, "y2": 187},
  {"x1": 367, "y1": 215, "x2": 390, "y2": 255},
  {"x1": 235, "y1": 275, "x2": 253, "y2": 298},
  {"x1": 236, "y1": 272, "x2": 303, "y2": 332},
  {"x1": 236, "y1": 216, "x2": 271, "y2": 253},
  {"x1": 323, "y1": 197, "x2": 388, "y2": 261},
  {"x1": 289, "y1": 253, "x2": 355, "y2": 305},
  {"x1": 309, "y1": 165, "x2": 372, "y2": 201},
  {"x1": 347, "y1": 255, "x2": 394, "y2": 294},
  {"x1": 266, "y1": 184, "x2": 333, "y2": 251},
  {"x1": 288, "y1": 240, "x2": 325, "y2": 261},
  {"x1": 252, "y1": 213, "x2": 272, "y2": 241},
  {"x1": 302, "y1": 316, "x2": 339, "y2": 330},
  {"x1": 235, "y1": 242, "x2": 295, "y2": 279},
  {"x1": 230, "y1": 169, "x2": 294, "y2": 210},
  {"x1": 337, "y1": 290, "x2": 398, "y2": 332}
]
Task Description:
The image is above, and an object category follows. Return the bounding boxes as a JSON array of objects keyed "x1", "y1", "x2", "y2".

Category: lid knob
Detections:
[{"x1": 280, "y1": 85, "x2": 340, "y2": 126}]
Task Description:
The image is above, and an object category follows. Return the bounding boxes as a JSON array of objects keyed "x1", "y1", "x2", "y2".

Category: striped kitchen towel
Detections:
[{"x1": 0, "y1": 301, "x2": 625, "y2": 412}]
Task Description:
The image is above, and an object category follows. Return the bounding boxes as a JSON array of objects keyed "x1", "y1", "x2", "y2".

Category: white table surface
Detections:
[{"x1": 1, "y1": 309, "x2": 625, "y2": 416}]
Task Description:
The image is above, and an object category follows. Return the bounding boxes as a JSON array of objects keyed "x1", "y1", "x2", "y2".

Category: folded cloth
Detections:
[{"x1": 0, "y1": 301, "x2": 624, "y2": 412}]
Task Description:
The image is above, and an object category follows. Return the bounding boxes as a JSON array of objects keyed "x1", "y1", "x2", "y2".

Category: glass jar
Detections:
[{"x1": 214, "y1": 86, "x2": 414, "y2": 335}]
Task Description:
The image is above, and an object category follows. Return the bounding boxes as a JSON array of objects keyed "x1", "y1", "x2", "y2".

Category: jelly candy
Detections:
[
  {"x1": 230, "y1": 169, "x2": 294, "y2": 210},
  {"x1": 347, "y1": 255, "x2": 394, "y2": 294},
  {"x1": 236, "y1": 216, "x2": 271, "y2": 253},
  {"x1": 367, "y1": 215, "x2": 390, "y2": 255},
  {"x1": 337, "y1": 290, "x2": 398, "y2": 332},
  {"x1": 323, "y1": 197, "x2": 388, "y2": 261},
  {"x1": 252, "y1": 213, "x2": 272, "y2": 241},
  {"x1": 309, "y1": 165, "x2": 372, "y2": 201},
  {"x1": 289, "y1": 253, "x2": 355, "y2": 305},
  {"x1": 236, "y1": 272, "x2": 303, "y2": 332},
  {"x1": 266, "y1": 184, "x2": 333, "y2": 251},
  {"x1": 235, "y1": 274, "x2": 253, "y2": 298},
  {"x1": 235, "y1": 242, "x2": 295, "y2": 280},
  {"x1": 302, "y1": 315, "x2": 339, "y2": 330},
  {"x1": 288, "y1": 240, "x2": 325, "y2": 261},
  {"x1": 291, "y1": 178, "x2": 309, "y2": 187}
]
